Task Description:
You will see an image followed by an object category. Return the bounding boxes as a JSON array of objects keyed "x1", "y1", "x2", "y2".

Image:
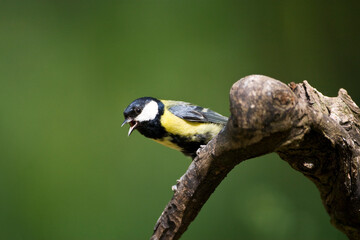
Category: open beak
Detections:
[{"x1": 121, "y1": 118, "x2": 138, "y2": 136}]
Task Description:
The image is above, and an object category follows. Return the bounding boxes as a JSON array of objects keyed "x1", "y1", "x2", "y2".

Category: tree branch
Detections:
[{"x1": 150, "y1": 75, "x2": 360, "y2": 240}]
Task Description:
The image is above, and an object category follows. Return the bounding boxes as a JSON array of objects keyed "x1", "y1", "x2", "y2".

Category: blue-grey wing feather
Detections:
[{"x1": 168, "y1": 103, "x2": 228, "y2": 124}]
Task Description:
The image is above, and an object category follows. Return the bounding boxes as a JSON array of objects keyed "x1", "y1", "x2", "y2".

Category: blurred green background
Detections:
[{"x1": 1, "y1": 1, "x2": 358, "y2": 239}]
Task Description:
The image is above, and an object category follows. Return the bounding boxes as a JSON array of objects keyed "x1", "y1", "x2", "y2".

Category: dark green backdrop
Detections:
[{"x1": 1, "y1": 1, "x2": 358, "y2": 239}]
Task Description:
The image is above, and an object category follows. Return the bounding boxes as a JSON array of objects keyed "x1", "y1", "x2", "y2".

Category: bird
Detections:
[{"x1": 121, "y1": 97, "x2": 228, "y2": 159}]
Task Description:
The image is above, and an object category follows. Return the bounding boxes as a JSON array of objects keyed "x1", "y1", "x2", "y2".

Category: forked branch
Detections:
[{"x1": 151, "y1": 75, "x2": 360, "y2": 240}]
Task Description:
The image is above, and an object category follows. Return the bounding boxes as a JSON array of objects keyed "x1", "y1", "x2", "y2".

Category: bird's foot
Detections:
[{"x1": 196, "y1": 145, "x2": 207, "y2": 156}]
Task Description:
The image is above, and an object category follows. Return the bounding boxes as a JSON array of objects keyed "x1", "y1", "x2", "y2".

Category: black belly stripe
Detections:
[
  {"x1": 138, "y1": 124, "x2": 212, "y2": 158},
  {"x1": 168, "y1": 133, "x2": 212, "y2": 158}
]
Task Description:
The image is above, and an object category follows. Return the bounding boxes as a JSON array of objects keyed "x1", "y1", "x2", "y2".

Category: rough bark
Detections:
[{"x1": 150, "y1": 75, "x2": 360, "y2": 240}]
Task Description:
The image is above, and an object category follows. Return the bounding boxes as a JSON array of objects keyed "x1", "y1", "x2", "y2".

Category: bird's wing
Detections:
[{"x1": 163, "y1": 100, "x2": 228, "y2": 124}]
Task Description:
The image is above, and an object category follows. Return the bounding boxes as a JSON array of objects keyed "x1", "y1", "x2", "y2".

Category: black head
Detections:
[{"x1": 122, "y1": 97, "x2": 162, "y2": 136}]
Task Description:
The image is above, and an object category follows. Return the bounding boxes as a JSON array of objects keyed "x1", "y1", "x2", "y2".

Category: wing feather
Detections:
[{"x1": 162, "y1": 100, "x2": 228, "y2": 124}]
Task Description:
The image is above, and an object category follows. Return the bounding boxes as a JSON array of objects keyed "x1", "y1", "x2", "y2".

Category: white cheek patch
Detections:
[{"x1": 135, "y1": 100, "x2": 158, "y2": 122}]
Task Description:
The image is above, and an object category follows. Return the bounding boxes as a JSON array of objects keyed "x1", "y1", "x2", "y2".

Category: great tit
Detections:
[{"x1": 122, "y1": 97, "x2": 228, "y2": 159}]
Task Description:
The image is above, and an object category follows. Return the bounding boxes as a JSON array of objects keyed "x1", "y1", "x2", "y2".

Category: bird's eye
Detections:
[{"x1": 134, "y1": 107, "x2": 141, "y2": 114}]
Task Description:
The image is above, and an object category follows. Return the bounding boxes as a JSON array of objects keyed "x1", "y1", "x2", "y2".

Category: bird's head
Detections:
[{"x1": 122, "y1": 97, "x2": 161, "y2": 136}]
